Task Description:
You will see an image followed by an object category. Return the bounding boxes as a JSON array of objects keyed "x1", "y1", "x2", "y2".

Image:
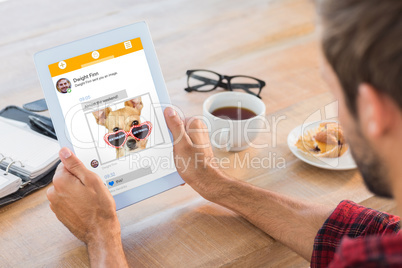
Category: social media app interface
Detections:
[{"x1": 48, "y1": 38, "x2": 176, "y2": 196}]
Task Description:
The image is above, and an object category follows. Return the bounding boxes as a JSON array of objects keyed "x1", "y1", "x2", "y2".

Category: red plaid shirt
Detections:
[{"x1": 311, "y1": 200, "x2": 401, "y2": 267}]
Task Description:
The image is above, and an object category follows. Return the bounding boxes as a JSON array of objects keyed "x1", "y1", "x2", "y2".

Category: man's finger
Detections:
[
  {"x1": 53, "y1": 163, "x2": 64, "y2": 179},
  {"x1": 164, "y1": 107, "x2": 192, "y2": 147},
  {"x1": 46, "y1": 186, "x2": 56, "y2": 203},
  {"x1": 49, "y1": 203, "x2": 55, "y2": 213},
  {"x1": 59, "y1": 147, "x2": 89, "y2": 185},
  {"x1": 184, "y1": 117, "x2": 210, "y2": 147},
  {"x1": 56, "y1": 162, "x2": 64, "y2": 172}
]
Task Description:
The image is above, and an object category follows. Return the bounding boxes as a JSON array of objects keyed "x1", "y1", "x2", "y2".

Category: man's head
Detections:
[
  {"x1": 318, "y1": 0, "x2": 402, "y2": 198},
  {"x1": 57, "y1": 78, "x2": 71, "y2": 93}
]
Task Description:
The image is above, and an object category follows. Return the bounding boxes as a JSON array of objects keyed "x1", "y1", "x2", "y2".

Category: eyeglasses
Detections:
[
  {"x1": 185, "y1": 69, "x2": 266, "y2": 98},
  {"x1": 104, "y1": 121, "x2": 152, "y2": 148}
]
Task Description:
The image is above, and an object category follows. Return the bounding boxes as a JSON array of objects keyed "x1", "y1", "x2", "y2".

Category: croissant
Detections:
[{"x1": 296, "y1": 122, "x2": 348, "y2": 158}]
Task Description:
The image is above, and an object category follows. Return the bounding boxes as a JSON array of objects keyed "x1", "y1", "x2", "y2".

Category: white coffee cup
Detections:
[{"x1": 203, "y1": 92, "x2": 266, "y2": 151}]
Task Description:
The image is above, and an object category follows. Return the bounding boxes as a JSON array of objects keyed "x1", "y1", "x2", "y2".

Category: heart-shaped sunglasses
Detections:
[{"x1": 104, "y1": 121, "x2": 152, "y2": 148}]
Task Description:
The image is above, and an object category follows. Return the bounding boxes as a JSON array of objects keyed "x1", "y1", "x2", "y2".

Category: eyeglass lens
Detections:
[
  {"x1": 108, "y1": 132, "x2": 126, "y2": 147},
  {"x1": 188, "y1": 71, "x2": 220, "y2": 91},
  {"x1": 229, "y1": 76, "x2": 261, "y2": 96},
  {"x1": 131, "y1": 124, "x2": 150, "y2": 140}
]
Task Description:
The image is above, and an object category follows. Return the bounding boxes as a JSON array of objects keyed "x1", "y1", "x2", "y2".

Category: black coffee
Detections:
[{"x1": 211, "y1": 106, "x2": 257, "y2": 120}]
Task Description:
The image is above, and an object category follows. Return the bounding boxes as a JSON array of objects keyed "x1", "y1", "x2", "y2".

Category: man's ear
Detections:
[
  {"x1": 357, "y1": 83, "x2": 394, "y2": 139},
  {"x1": 125, "y1": 97, "x2": 143, "y2": 114},
  {"x1": 93, "y1": 107, "x2": 112, "y2": 126}
]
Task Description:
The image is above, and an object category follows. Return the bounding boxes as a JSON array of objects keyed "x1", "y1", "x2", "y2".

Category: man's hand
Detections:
[
  {"x1": 47, "y1": 148, "x2": 128, "y2": 267},
  {"x1": 164, "y1": 107, "x2": 332, "y2": 262},
  {"x1": 163, "y1": 107, "x2": 232, "y2": 202}
]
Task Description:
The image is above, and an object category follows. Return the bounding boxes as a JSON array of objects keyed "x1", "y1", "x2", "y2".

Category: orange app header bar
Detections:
[{"x1": 48, "y1": 38, "x2": 143, "y2": 77}]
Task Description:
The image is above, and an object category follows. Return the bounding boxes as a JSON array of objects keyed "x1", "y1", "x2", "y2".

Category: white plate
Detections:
[{"x1": 287, "y1": 121, "x2": 357, "y2": 170}]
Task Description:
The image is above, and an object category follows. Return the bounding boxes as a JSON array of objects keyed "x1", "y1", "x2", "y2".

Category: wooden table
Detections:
[{"x1": 0, "y1": 0, "x2": 397, "y2": 267}]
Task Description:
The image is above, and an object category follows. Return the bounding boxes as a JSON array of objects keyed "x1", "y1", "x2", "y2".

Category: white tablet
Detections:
[{"x1": 34, "y1": 22, "x2": 183, "y2": 210}]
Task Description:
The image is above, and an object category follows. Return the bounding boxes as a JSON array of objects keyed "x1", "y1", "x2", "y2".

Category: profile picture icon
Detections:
[
  {"x1": 56, "y1": 78, "x2": 71, "y2": 94},
  {"x1": 90, "y1": 159, "x2": 99, "y2": 168}
]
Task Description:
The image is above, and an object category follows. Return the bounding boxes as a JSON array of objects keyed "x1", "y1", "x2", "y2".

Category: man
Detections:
[
  {"x1": 47, "y1": 0, "x2": 402, "y2": 267},
  {"x1": 56, "y1": 78, "x2": 71, "y2": 93}
]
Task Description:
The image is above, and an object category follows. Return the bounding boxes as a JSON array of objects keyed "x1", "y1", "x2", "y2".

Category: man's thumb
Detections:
[
  {"x1": 59, "y1": 147, "x2": 88, "y2": 182},
  {"x1": 164, "y1": 107, "x2": 191, "y2": 147}
]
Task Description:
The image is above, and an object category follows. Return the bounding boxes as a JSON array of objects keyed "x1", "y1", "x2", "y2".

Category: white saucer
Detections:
[{"x1": 287, "y1": 121, "x2": 357, "y2": 170}]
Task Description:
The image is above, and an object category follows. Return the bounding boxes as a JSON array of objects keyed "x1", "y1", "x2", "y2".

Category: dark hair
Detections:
[{"x1": 318, "y1": 0, "x2": 402, "y2": 115}]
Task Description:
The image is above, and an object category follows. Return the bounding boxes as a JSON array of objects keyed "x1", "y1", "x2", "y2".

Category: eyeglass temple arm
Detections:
[
  {"x1": 230, "y1": 83, "x2": 262, "y2": 90},
  {"x1": 186, "y1": 74, "x2": 229, "y2": 90}
]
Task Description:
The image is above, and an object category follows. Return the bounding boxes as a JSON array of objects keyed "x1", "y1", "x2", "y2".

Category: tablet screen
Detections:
[{"x1": 48, "y1": 38, "x2": 176, "y2": 196}]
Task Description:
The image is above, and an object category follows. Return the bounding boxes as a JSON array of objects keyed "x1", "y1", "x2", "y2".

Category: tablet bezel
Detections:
[{"x1": 34, "y1": 22, "x2": 184, "y2": 210}]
